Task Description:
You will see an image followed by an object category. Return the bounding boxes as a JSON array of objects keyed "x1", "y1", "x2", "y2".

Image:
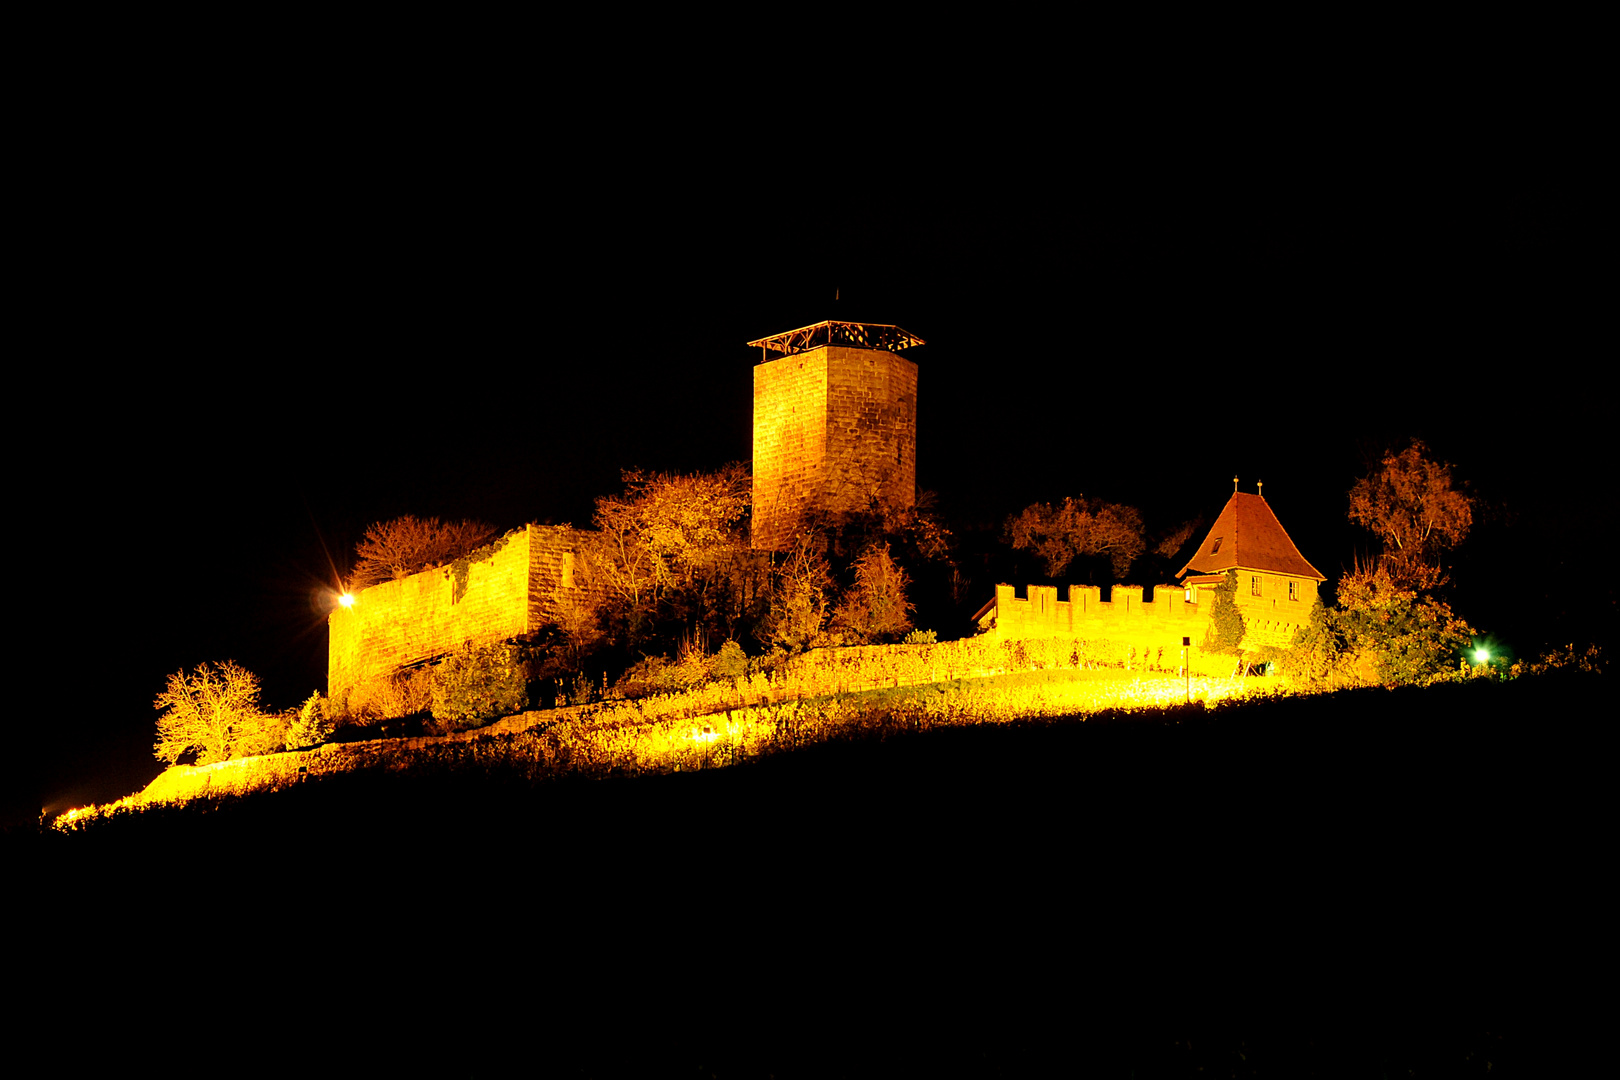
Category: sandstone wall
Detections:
[
  {"x1": 328, "y1": 528, "x2": 536, "y2": 701},
  {"x1": 527, "y1": 524, "x2": 604, "y2": 627},
  {"x1": 990, "y1": 582, "x2": 1314, "y2": 664}
]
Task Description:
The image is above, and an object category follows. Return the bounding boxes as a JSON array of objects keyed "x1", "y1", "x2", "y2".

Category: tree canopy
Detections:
[
  {"x1": 592, "y1": 463, "x2": 752, "y2": 609},
  {"x1": 1003, "y1": 496, "x2": 1145, "y2": 581},
  {"x1": 829, "y1": 542, "x2": 915, "y2": 645},
  {"x1": 1348, "y1": 440, "x2": 1473, "y2": 591},
  {"x1": 154, "y1": 661, "x2": 281, "y2": 766},
  {"x1": 1283, "y1": 562, "x2": 1474, "y2": 687},
  {"x1": 350, "y1": 515, "x2": 497, "y2": 589},
  {"x1": 762, "y1": 535, "x2": 833, "y2": 652}
]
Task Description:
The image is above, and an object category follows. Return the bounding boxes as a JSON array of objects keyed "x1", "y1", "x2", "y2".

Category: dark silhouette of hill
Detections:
[{"x1": 24, "y1": 675, "x2": 1598, "y2": 1076}]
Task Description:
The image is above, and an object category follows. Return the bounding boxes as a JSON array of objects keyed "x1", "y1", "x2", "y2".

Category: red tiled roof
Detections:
[{"x1": 1176, "y1": 492, "x2": 1325, "y2": 581}]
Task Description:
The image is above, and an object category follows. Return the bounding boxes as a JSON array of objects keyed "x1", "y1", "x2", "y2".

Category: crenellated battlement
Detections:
[
  {"x1": 978, "y1": 576, "x2": 1314, "y2": 658},
  {"x1": 981, "y1": 583, "x2": 1206, "y2": 638}
]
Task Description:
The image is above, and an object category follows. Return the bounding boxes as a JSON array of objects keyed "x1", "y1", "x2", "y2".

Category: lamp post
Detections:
[{"x1": 1183, "y1": 636, "x2": 1191, "y2": 702}]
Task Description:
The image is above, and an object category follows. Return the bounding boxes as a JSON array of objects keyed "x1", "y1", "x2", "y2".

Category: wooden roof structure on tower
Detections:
[
  {"x1": 1177, "y1": 491, "x2": 1326, "y2": 582},
  {"x1": 747, "y1": 320, "x2": 924, "y2": 362}
]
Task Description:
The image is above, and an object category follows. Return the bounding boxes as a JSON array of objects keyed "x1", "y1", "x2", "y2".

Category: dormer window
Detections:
[{"x1": 1210, "y1": 537, "x2": 1223, "y2": 554}]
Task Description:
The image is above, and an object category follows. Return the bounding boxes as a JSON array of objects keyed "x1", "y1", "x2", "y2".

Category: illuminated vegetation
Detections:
[
  {"x1": 55, "y1": 649, "x2": 1600, "y2": 836},
  {"x1": 349, "y1": 515, "x2": 497, "y2": 589},
  {"x1": 60, "y1": 648, "x2": 1289, "y2": 830}
]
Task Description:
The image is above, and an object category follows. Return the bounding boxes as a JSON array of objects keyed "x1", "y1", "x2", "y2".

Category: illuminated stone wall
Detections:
[
  {"x1": 328, "y1": 524, "x2": 601, "y2": 704},
  {"x1": 753, "y1": 345, "x2": 918, "y2": 550},
  {"x1": 989, "y1": 579, "x2": 1315, "y2": 659}
]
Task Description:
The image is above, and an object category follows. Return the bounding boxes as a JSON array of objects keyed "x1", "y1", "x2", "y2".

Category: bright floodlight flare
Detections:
[
  {"x1": 339, "y1": 593, "x2": 356, "y2": 608},
  {"x1": 1474, "y1": 647, "x2": 1489, "y2": 663}
]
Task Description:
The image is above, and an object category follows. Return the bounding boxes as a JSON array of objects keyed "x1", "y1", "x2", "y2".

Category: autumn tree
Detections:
[
  {"x1": 350, "y1": 515, "x2": 497, "y2": 589},
  {"x1": 763, "y1": 535, "x2": 833, "y2": 652},
  {"x1": 829, "y1": 542, "x2": 915, "y2": 644},
  {"x1": 1004, "y1": 496, "x2": 1145, "y2": 581},
  {"x1": 1348, "y1": 440, "x2": 1473, "y2": 592},
  {"x1": 1283, "y1": 561, "x2": 1474, "y2": 687},
  {"x1": 591, "y1": 464, "x2": 756, "y2": 644},
  {"x1": 154, "y1": 661, "x2": 282, "y2": 766},
  {"x1": 1334, "y1": 561, "x2": 1475, "y2": 685}
]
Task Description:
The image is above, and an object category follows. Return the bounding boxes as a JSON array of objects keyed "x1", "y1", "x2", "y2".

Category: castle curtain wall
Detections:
[
  {"x1": 987, "y1": 578, "x2": 1317, "y2": 660},
  {"x1": 328, "y1": 528, "x2": 536, "y2": 702},
  {"x1": 328, "y1": 525, "x2": 604, "y2": 704}
]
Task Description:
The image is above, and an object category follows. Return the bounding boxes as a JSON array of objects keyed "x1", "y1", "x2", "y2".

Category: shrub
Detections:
[
  {"x1": 1203, "y1": 569, "x2": 1246, "y2": 655},
  {"x1": 710, "y1": 639, "x2": 748, "y2": 680},
  {"x1": 286, "y1": 691, "x2": 336, "y2": 750},
  {"x1": 902, "y1": 629, "x2": 938, "y2": 646},
  {"x1": 613, "y1": 640, "x2": 751, "y2": 700},
  {"x1": 341, "y1": 667, "x2": 436, "y2": 723},
  {"x1": 431, "y1": 641, "x2": 528, "y2": 729}
]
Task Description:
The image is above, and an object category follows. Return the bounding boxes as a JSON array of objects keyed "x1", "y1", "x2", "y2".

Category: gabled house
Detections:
[{"x1": 1176, "y1": 486, "x2": 1325, "y2": 630}]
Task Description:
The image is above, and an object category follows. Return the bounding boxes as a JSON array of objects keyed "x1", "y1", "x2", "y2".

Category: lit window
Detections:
[
  {"x1": 1288, "y1": 581, "x2": 1298, "y2": 601},
  {"x1": 1251, "y1": 576, "x2": 1261, "y2": 596}
]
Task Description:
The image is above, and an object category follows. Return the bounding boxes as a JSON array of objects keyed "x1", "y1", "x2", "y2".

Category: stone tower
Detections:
[{"x1": 749, "y1": 320, "x2": 923, "y2": 551}]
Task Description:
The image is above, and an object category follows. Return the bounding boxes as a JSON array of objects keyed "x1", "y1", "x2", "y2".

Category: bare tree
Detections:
[
  {"x1": 349, "y1": 515, "x2": 497, "y2": 589},
  {"x1": 153, "y1": 661, "x2": 280, "y2": 766}
]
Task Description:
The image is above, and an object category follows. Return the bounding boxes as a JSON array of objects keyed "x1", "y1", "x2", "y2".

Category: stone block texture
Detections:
[
  {"x1": 989, "y1": 577, "x2": 1317, "y2": 659},
  {"x1": 328, "y1": 524, "x2": 600, "y2": 701},
  {"x1": 752, "y1": 345, "x2": 917, "y2": 550}
]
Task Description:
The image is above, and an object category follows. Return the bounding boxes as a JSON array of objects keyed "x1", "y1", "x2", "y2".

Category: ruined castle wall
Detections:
[
  {"x1": 328, "y1": 527, "x2": 536, "y2": 701},
  {"x1": 752, "y1": 346, "x2": 917, "y2": 550},
  {"x1": 527, "y1": 524, "x2": 605, "y2": 628}
]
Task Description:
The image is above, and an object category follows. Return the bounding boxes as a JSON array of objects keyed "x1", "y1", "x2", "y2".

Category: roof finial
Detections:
[
  {"x1": 1233, "y1": 475, "x2": 1239, "y2": 493},
  {"x1": 1257, "y1": 479, "x2": 1264, "y2": 497}
]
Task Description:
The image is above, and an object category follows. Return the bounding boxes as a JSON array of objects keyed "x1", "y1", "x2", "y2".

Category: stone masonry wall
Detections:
[
  {"x1": 753, "y1": 345, "x2": 917, "y2": 550},
  {"x1": 328, "y1": 527, "x2": 536, "y2": 701},
  {"x1": 991, "y1": 581, "x2": 1315, "y2": 662},
  {"x1": 329, "y1": 524, "x2": 604, "y2": 704},
  {"x1": 821, "y1": 347, "x2": 917, "y2": 520},
  {"x1": 527, "y1": 524, "x2": 604, "y2": 628},
  {"x1": 752, "y1": 351, "x2": 827, "y2": 551}
]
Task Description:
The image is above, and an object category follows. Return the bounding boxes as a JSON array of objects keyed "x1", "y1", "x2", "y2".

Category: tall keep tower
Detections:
[{"x1": 749, "y1": 320, "x2": 923, "y2": 551}]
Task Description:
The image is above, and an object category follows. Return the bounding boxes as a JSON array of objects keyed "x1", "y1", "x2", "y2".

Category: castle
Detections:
[
  {"x1": 974, "y1": 481, "x2": 1326, "y2": 662},
  {"x1": 329, "y1": 319, "x2": 1327, "y2": 704},
  {"x1": 328, "y1": 319, "x2": 925, "y2": 705}
]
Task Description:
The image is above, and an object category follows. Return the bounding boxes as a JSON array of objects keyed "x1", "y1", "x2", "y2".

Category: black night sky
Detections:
[{"x1": 22, "y1": 81, "x2": 1610, "y2": 828}]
